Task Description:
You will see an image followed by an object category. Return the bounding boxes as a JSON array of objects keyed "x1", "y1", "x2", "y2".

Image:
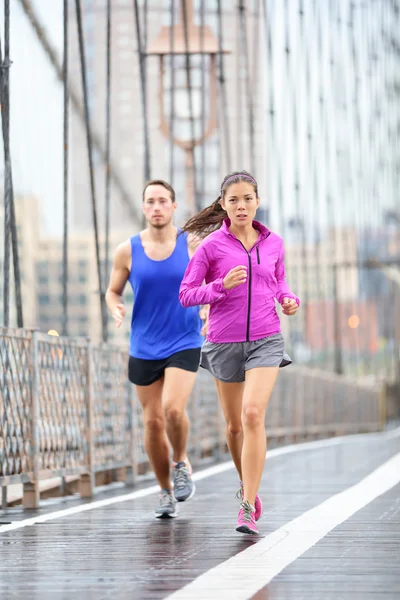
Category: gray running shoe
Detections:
[
  {"x1": 154, "y1": 489, "x2": 178, "y2": 518},
  {"x1": 173, "y1": 461, "x2": 196, "y2": 502}
]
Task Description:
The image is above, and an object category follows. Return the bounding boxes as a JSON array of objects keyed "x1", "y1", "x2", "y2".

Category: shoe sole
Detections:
[
  {"x1": 236, "y1": 525, "x2": 258, "y2": 535},
  {"x1": 154, "y1": 511, "x2": 178, "y2": 519},
  {"x1": 175, "y1": 482, "x2": 196, "y2": 503}
]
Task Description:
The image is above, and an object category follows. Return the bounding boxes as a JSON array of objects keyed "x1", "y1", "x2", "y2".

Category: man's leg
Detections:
[
  {"x1": 135, "y1": 377, "x2": 171, "y2": 490},
  {"x1": 162, "y1": 368, "x2": 196, "y2": 462},
  {"x1": 136, "y1": 377, "x2": 178, "y2": 518},
  {"x1": 162, "y1": 367, "x2": 197, "y2": 501}
]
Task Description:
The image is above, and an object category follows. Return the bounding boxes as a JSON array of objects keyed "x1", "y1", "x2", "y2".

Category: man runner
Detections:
[{"x1": 106, "y1": 180, "x2": 205, "y2": 518}]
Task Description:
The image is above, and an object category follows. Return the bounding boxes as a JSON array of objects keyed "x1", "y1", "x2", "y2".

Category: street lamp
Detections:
[{"x1": 147, "y1": 0, "x2": 223, "y2": 215}]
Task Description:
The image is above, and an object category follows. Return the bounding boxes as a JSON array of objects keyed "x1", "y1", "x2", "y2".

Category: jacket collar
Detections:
[{"x1": 220, "y1": 218, "x2": 271, "y2": 241}]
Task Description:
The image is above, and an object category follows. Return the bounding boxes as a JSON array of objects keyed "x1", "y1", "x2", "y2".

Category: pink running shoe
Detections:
[
  {"x1": 236, "y1": 501, "x2": 258, "y2": 535},
  {"x1": 237, "y1": 482, "x2": 263, "y2": 521}
]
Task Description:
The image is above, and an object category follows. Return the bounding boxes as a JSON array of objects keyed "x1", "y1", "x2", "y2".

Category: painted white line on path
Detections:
[
  {"x1": 167, "y1": 450, "x2": 400, "y2": 599},
  {"x1": 1, "y1": 426, "x2": 399, "y2": 534}
]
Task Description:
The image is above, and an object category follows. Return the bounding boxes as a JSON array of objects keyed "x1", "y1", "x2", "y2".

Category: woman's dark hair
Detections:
[{"x1": 181, "y1": 170, "x2": 258, "y2": 237}]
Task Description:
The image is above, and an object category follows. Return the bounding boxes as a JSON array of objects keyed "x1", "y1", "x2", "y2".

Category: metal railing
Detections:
[{"x1": 0, "y1": 327, "x2": 385, "y2": 509}]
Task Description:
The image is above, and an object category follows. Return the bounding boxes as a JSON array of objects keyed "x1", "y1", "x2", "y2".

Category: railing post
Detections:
[
  {"x1": 1, "y1": 486, "x2": 7, "y2": 510},
  {"x1": 80, "y1": 339, "x2": 94, "y2": 497},
  {"x1": 23, "y1": 329, "x2": 40, "y2": 509}
]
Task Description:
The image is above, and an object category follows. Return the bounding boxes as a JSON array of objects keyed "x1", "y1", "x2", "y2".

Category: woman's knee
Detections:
[{"x1": 242, "y1": 404, "x2": 264, "y2": 429}]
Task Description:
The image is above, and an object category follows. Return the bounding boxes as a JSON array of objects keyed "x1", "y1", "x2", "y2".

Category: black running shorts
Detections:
[{"x1": 128, "y1": 347, "x2": 201, "y2": 387}]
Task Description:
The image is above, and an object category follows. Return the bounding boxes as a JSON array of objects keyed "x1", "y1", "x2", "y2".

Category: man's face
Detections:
[{"x1": 142, "y1": 184, "x2": 176, "y2": 229}]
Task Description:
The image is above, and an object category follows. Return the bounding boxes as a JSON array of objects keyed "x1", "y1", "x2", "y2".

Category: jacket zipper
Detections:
[
  {"x1": 238, "y1": 242, "x2": 252, "y2": 341},
  {"x1": 234, "y1": 233, "x2": 270, "y2": 342}
]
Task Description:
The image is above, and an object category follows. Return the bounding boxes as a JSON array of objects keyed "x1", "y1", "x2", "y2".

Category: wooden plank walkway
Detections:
[{"x1": 0, "y1": 428, "x2": 399, "y2": 600}]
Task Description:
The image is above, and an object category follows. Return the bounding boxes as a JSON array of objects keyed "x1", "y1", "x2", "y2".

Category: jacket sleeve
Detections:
[
  {"x1": 275, "y1": 241, "x2": 300, "y2": 306},
  {"x1": 179, "y1": 244, "x2": 230, "y2": 307}
]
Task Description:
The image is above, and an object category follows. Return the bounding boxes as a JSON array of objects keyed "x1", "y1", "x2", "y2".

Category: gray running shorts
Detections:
[{"x1": 200, "y1": 333, "x2": 292, "y2": 383}]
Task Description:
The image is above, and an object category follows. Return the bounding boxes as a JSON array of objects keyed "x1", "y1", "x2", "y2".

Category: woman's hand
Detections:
[
  {"x1": 281, "y1": 297, "x2": 299, "y2": 316},
  {"x1": 223, "y1": 266, "x2": 248, "y2": 290}
]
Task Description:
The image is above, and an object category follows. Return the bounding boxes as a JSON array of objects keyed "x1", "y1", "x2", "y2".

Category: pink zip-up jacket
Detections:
[{"x1": 179, "y1": 219, "x2": 300, "y2": 343}]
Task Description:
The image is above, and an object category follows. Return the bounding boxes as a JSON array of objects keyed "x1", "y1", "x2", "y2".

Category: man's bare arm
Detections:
[{"x1": 105, "y1": 240, "x2": 131, "y2": 328}]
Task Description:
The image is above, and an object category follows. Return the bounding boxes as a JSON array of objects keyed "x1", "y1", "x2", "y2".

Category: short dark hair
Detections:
[{"x1": 142, "y1": 179, "x2": 176, "y2": 203}]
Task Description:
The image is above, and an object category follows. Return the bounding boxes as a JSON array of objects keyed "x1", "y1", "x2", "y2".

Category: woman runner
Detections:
[{"x1": 179, "y1": 171, "x2": 300, "y2": 534}]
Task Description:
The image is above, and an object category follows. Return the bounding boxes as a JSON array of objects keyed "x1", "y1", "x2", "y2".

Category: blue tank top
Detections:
[{"x1": 128, "y1": 231, "x2": 203, "y2": 359}]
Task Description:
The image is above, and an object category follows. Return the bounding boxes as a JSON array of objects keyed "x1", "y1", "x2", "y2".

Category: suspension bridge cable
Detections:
[
  {"x1": 17, "y1": 0, "x2": 140, "y2": 225},
  {"x1": 251, "y1": 0, "x2": 261, "y2": 101},
  {"x1": 143, "y1": 0, "x2": 149, "y2": 51},
  {"x1": 216, "y1": 0, "x2": 231, "y2": 172},
  {"x1": 104, "y1": 0, "x2": 112, "y2": 342},
  {"x1": 169, "y1": 0, "x2": 176, "y2": 186},
  {"x1": 288, "y1": 0, "x2": 308, "y2": 352},
  {"x1": 181, "y1": 0, "x2": 200, "y2": 213},
  {"x1": 75, "y1": 0, "x2": 107, "y2": 342},
  {"x1": 238, "y1": 0, "x2": 255, "y2": 174},
  {"x1": 61, "y1": 0, "x2": 69, "y2": 336},
  {"x1": 307, "y1": 0, "x2": 329, "y2": 364},
  {"x1": 262, "y1": 0, "x2": 285, "y2": 236},
  {"x1": 0, "y1": 0, "x2": 23, "y2": 328},
  {"x1": 262, "y1": 0, "x2": 275, "y2": 228},
  {"x1": 133, "y1": 0, "x2": 151, "y2": 183},
  {"x1": 235, "y1": 3, "x2": 244, "y2": 167},
  {"x1": 1, "y1": 30, "x2": 10, "y2": 327},
  {"x1": 199, "y1": 0, "x2": 206, "y2": 207}
]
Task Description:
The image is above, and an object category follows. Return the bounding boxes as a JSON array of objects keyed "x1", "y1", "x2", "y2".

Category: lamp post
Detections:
[{"x1": 147, "y1": 0, "x2": 224, "y2": 215}]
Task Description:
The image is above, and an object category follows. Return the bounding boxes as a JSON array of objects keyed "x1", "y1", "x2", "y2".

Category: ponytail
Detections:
[{"x1": 181, "y1": 196, "x2": 227, "y2": 238}]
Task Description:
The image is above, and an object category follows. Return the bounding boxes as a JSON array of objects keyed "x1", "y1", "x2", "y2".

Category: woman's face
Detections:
[{"x1": 220, "y1": 181, "x2": 260, "y2": 228}]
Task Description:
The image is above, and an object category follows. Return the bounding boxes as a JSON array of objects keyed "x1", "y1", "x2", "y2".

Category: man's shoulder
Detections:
[
  {"x1": 120, "y1": 230, "x2": 145, "y2": 251},
  {"x1": 117, "y1": 238, "x2": 132, "y2": 252},
  {"x1": 114, "y1": 239, "x2": 132, "y2": 266}
]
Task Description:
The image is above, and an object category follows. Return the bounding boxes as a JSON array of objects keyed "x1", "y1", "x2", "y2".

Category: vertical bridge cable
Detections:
[
  {"x1": 62, "y1": 0, "x2": 69, "y2": 336},
  {"x1": 143, "y1": 0, "x2": 149, "y2": 52},
  {"x1": 169, "y1": 0, "x2": 176, "y2": 186},
  {"x1": 217, "y1": 0, "x2": 231, "y2": 173},
  {"x1": 238, "y1": 0, "x2": 255, "y2": 174},
  {"x1": 133, "y1": 0, "x2": 151, "y2": 183},
  {"x1": 104, "y1": 0, "x2": 112, "y2": 342},
  {"x1": 251, "y1": 0, "x2": 261, "y2": 104},
  {"x1": 75, "y1": 0, "x2": 107, "y2": 342},
  {"x1": 199, "y1": 0, "x2": 206, "y2": 207},
  {"x1": 181, "y1": 0, "x2": 200, "y2": 213},
  {"x1": 1, "y1": 0, "x2": 23, "y2": 328}
]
